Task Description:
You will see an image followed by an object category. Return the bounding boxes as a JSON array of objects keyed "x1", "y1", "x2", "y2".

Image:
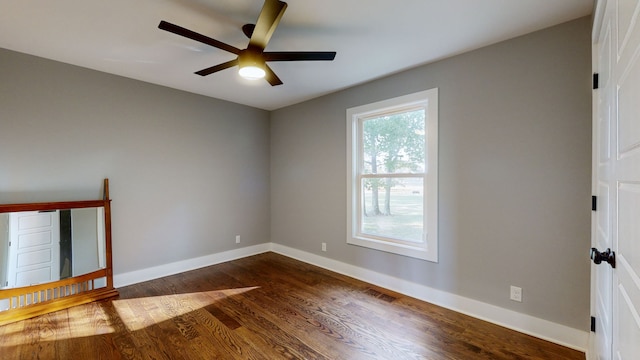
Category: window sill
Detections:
[{"x1": 347, "y1": 235, "x2": 437, "y2": 262}]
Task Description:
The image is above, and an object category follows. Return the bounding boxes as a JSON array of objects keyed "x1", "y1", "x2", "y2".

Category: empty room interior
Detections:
[{"x1": 1, "y1": 0, "x2": 638, "y2": 359}]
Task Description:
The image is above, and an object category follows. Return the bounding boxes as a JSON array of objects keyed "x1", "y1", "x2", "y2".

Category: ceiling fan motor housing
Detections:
[
  {"x1": 238, "y1": 49, "x2": 267, "y2": 79},
  {"x1": 239, "y1": 49, "x2": 265, "y2": 69}
]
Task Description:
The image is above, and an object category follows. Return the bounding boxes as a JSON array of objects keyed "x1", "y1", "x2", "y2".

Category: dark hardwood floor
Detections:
[{"x1": 0, "y1": 252, "x2": 585, "y2": 359}]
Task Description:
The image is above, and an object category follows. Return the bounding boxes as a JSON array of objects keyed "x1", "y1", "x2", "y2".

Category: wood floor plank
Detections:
[
  {"x1": 0, "y1": 317, "x2": 25, "y2": 359},
  {"x1": 0, "y1": 252, "x2": 585, "y2": 360}
]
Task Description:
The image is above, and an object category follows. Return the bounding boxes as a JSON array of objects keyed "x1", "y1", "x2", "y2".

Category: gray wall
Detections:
[
  {"x1": 0, "y1": 48, "x2": 271, "y2": 275},
  {"x1": 270, "y1": 17, "x2": 592, "y2": 330}
]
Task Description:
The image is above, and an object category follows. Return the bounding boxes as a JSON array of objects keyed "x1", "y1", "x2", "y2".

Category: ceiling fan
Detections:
[{"x1": 158, "y1": 0, "x2": 336, "y2": 86}]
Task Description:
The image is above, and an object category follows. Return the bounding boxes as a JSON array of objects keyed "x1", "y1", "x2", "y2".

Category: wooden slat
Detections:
[
  {"x1": 0, "y1": 269, "x2": 107, "y2": 298},
  {"x1": 0, "y1": 200, "x2": 107, "y2": 213}
]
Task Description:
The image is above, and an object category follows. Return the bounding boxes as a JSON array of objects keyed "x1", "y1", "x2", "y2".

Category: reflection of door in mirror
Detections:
[
  {"x1": 1, "y1": 208, "x2": 105, "y2": 289},
  {"x1": 6, "y1": 211, "x2": 61, "y2": 288}
]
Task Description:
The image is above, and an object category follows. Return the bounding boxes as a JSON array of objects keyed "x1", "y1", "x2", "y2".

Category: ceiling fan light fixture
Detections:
[
  {"x1": 239, "y1": 65, "x2": 266, "y2": 80},
  {"x1": 238, "y1": 50, "x2": 266, "y2": 80}
]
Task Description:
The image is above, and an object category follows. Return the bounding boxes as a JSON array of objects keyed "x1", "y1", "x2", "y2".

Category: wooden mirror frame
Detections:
[{"x1": 0, "y1": 179, "x2": 118, "y2": 326}]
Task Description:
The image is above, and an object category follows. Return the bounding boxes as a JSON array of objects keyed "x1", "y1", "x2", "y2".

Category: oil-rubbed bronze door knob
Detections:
[{"x1": 590, "y1": 247, "x2": 616, "y2": 268}]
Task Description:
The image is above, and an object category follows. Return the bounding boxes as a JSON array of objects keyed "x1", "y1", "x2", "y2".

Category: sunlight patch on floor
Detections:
[
  {"x1": 0, "y1": 286, "x2": 259, "y2": 347},
  {"x1": 112, "y1": 286, "x2": 259, "y2": 331},
  {"x1": 0, "y1": 303, "x2": 115, "y2": 347}
]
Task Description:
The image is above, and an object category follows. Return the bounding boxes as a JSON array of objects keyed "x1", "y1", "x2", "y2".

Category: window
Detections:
[{"x1": 347, "y1": 89, "x2": 438, "y2": 261}]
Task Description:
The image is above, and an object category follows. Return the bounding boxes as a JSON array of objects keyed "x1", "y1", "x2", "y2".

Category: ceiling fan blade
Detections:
[
  {"x1": 159, "y1": 20, "x2": 241, "y2": 55},
  {"x1": 249, "y1": 0, "x2": 287, "y2": 50},
  {"x1": 195, "y1": 59, "x2": 239, "y2": 76},
  {"x1": 264, "y1": 51, "x2": 336, "y2": 62},
  {"x1": 264, "y1": 64, "x2": 283, "y2": 86}
]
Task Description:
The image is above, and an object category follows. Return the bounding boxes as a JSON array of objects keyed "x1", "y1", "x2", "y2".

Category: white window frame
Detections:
[{"x1": 346, "y1": 88, "x2": 438, "y2": 262}]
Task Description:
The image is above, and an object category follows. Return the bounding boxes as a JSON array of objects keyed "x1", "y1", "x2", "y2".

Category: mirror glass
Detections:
[{"x1": 0, "y1": 207, "x2": 106, "y2": 289}]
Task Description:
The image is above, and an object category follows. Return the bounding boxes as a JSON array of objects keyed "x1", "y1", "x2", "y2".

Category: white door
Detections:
[
  {"x1": 6, "y1": 211, "x2": 60, "y2": 287},
  {"x1": 591, "y1": 0, "x2": 640, "y2": 359},
  {"x1": 591, "y1": 1, "x2": 614, "y2": 357}
]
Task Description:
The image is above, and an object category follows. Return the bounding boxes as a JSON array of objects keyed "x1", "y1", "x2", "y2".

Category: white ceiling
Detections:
[{"x1": 0, "y1": 0, "x2": 593, "y2": 111}]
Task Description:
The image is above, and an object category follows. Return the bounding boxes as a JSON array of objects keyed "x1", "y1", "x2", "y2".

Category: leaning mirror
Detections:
[{"x1": 0, "y1": 179, "x2": 117, "y2": 325}]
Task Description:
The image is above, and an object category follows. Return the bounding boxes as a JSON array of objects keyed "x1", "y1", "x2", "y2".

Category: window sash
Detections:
[
  {"x1": 356, "y1": 174, "x2": 427, "y2": 246},
  {"x1": 357, "y1": 110, "x2": 427, "y2": 176},
  {"x1": 355, "y1": 107, "x2": 427, "y2": 245}
]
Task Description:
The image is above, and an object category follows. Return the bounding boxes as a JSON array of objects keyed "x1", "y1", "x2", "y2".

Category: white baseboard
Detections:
[
  {"x1": 113, "y1": 242, "x2": 588, "y2": 353},
  {"x1": 270, "y1": 243, "x2": 589, "y2": 353},
  {"x1": 113, "y1": 243, "x2": 271, "y2": 287}
]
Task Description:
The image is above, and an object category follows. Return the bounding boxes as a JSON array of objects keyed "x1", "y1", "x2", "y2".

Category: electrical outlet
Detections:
[
  {"x1": 235, "y1": 235, "x2": 241, "y2": 244},
  {"x1": 510, "y1": 286, "x2": 522, "y2": 302},
  {"x1": 322, "y1": 242, "x2": 327, "y2": 252}
]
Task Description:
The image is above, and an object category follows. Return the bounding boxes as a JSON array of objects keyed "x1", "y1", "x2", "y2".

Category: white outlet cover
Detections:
[{"x1": 510, "y1": 286, "x2": 522, "y2": 302}]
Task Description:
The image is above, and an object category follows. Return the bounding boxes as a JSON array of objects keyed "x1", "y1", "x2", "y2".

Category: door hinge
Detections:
[
  {"x1": 591, "y1": 316, "x2": 596, "y2": 332},
  {"x1": 592, "y1": 196, "x2": 597, "y2": 211},
  {"x1": 593, "y1": 73, "x2": 599, "y2": 89}
]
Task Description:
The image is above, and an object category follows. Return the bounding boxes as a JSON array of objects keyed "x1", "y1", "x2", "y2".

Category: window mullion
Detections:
[{"x1": 360, "y1": 173, "x2": 425, "y2": 179}]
